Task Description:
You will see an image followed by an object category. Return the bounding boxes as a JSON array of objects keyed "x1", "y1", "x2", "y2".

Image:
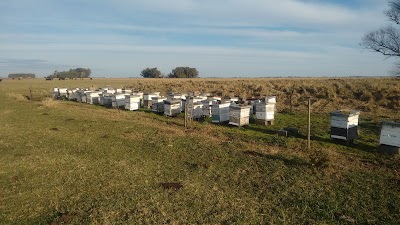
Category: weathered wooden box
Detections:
[
  {"x1": 330, "y1": 110, "x2": 360, "y2": 141},
  {"x1": 229, "y1": 105, "x2": 252, "y2": 127},
  {"x1": 379, "y1": 121, "x2": 400, "y2": 154}
]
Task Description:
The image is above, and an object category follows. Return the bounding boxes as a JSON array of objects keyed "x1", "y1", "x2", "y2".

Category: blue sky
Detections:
[{"x1": 0, "y1": 0, "x2": 395, "y2": 77}]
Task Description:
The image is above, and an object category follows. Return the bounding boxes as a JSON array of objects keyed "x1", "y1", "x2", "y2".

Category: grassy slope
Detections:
[{"x1": 0, "y1": 79, "x2": 399, "y2": 224}]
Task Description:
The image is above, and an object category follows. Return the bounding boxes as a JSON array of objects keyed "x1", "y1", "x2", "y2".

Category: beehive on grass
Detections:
[{"x1": 229, "y1": 105, "x2": 252, "y2": 127}]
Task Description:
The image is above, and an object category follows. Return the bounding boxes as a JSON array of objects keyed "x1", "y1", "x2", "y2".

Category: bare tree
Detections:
[{"x1": 361, "y1": 1, "x2": 400, "y2": 61}]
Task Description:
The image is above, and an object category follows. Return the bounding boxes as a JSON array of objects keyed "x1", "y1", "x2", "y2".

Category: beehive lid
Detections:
[
  {"x1": 230, "y1": 104, "x2": 252, "y2": 110},
  {"x1": 330, "y1": 109, "x2": 360, "y2": 117}
]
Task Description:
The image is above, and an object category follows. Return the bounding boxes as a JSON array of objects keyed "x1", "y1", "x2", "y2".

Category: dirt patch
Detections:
[
  {"x1": 65, "y1": 118, "x2": 75, "y2": 122},
  {"x1": 50, "y1": 212, "x2": 76, "y2": 225},
  {"x1": 160, "y1": 182, "x2": 183, "y2": 190},
  {"x1": 50, "y1": 128, "x2": 59, "y2": 131}
]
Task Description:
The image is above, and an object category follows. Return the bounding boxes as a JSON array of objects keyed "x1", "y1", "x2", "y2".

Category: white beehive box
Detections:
[
  {"x1": 104, "y1": 89, "x2": 116, "y2": 94},
  {"x1": 202, "y1": 100, "x2": 213, "y2": 117},
  {"x1": 144, "y1": 93, "x2": 160, "y2": 108},
  {"x1": 229, "y1": 105, "x2": 251, "y2": 127},
  {"x1": 151, "y1": 97, "x2": 166, "y2": 113},
  {"x1": 86, "y1": 92, "x2": 101, "y2": 104},
  {"x1": 103, "y1": 94, "x2": 114, "y2": 107},
  {"x1": 111, "y1": 94, "x2": 126, "y2": 108},
  {"x1": 211, "y1": 102, "x2": 231, "y2": 123},
  {"x1": 254, "y1": 102, "x2": 275, "y2": 125},
  {"x1": 330, "y1": 110, "x2": 360, "y2": 141},
  {"x1": 58, "y1": 88, "x2": 68, "y2": 98},
  {"x1": 192, "y1": 102, "x2": 203, "y2": 119},
  {"x1": 125, "y1": 95, "x2": 141, "y2": 111},
  {"x1": 380, "y1": 122, "x2": 400, "y2": 148},
  {"x1": 164, "y1": 99, "x2": 181, "y2": 116}
]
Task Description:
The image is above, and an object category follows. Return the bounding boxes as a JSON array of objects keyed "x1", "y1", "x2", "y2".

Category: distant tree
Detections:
[
  {"x1": 140, "y1": 68, "x2": 162, "y2": 78},
  {"x1": 8, "y1": 73, "x2": 35, "y2": 79},
  {"x1": 361, "y1": 1, "x2": 400, "y2": 70},
  {"x1": 168, "y1": 67, "x2": 199, "y2": 78},
  {"x1": 49, "y1": 68, "x2": 91, "y2": 79}
]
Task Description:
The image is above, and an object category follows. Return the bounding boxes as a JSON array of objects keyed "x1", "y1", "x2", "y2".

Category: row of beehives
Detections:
[
  {"x1": 52, "y1": 87, "x2": 277, "y2": 127},
  {"x1": 52, "y1": 88, "x2": 400, "y2": 154}
]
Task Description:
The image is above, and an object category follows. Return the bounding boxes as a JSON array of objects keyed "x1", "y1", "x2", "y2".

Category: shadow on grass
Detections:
[
  {"x1": 312, "y1": 135, "x2": 377, "y2": 153},
  {"x1": 243, "y1": 150, "x2": 311, "y2": 167}
]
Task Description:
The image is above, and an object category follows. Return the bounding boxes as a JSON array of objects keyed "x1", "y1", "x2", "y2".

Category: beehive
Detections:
[
  {"x1": 164, "y1": 99, "x2": 181, "y2": 116},
  {"x1": 125, "y1": 95, "x2": 141, "y2": 111},
  {"x1": 379, "y1": 122, "x2": 400, "y2": 154},
  {"x1": 211, "y1": 102, "x2": 231, "y2": 123},
  {"x1": 330, "y1": 110, "x2": 360, "y2": 142},
  {"x1": 86, "y1": 92, "x2": 101, "y2": 104},
  {"x1": 192, "y1": 102, "x2": 204, "y2": 119},
  {"x1": 103, "y1": 94, "x2": 114, "y2": 107},
  {"x1": 229, "y1": 105, "x2": 252, "y2": 127},
  {"x1": 202, "y1": 100, "x2": 213, "y2": 117},
  {"x1": 255, "y1": 102, "x2": 275, "y2": 125},
  {"x1": 111, "y1": 94, "x2": 126, "y2": 108},
  {"x1": 144, "y1": 93, "x2": 160, "y2": 108},
  {"x1": 151, "y1": 97, "x2": 166, "y2": 113}
]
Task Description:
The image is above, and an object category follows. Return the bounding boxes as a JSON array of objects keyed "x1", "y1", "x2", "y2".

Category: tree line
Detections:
[
  {"x1": 8, "y1": 73, "x2": 35, "y2": 78},
  {"x1": 141, "y1": 67, "x2": 199, "y2": 78},
  {"x1": 47, "y1": 68, "x2": 91, "y2": 79}
]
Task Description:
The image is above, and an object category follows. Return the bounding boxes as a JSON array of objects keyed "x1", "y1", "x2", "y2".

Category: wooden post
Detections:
[
  {"x1": 29, "y1": 85, "x2": 33, "y2": 101},
  {"x1": 308, "y1": 98, "x2": 311, "y2": 150}
]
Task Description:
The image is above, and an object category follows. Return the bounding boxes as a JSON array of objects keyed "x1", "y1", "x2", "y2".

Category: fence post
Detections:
[
  {"x1": 308, "y1": 98, "x2": 311, "y2": 150},
  {"x1": 29, "y1": 85, "x2": 33, "y2": 101}
]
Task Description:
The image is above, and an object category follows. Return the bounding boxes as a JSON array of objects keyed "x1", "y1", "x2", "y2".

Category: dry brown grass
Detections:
[
  {"x1": 41, "y1": 97, "x2": 59, "y2": 108},
  {"x1": 6, "y1": 92, "x2": 29, "y2": 101}
]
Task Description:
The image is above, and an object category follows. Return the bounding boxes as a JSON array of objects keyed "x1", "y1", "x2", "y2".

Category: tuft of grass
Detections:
[
  {"x1": 41, "y1": 97, "x2": 59, "y2": 108},
  {"x1": 6, "y1": 92, "x2": 29, "y2": 101}
]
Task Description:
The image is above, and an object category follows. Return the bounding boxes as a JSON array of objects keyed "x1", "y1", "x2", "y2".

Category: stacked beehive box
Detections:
[
  {"x1": 202, "y1": 100, "x2": 213, "y2": 117},
  {"x1": 103, "y1": 94, "x2": 114, "y2": 107},
  {"x1": 132, "y1": 92, "x2": 144, "y2": 107},
  {"x1": 379, "y1": 122, "x2": 400, "y2": 154},
  {"x1": 330, "y1": 110, "x2": 360, "y2": 143},
  {"x1": 152, "y1": 96, "x2": 166, "y2": 113},
  {"x1": 255, "y1": 96, "x2": 276, "y2": 125},
  {"x1": 192, "y1": 102, "x2": 204, "y2": 119},
  {"x1": 67, "y1": 89, "x2": 79, "y2": 101},
  {"x1": 164, "y1": 99, "x2": 181, "y2": 116},
  {"x1": 229, "y1": 104, "x2": 252, "y2": 127},
  {"x1": 144, "y1": 92, "x2": 160, "y2": 108},
  {"x1": 111, "y1": 94, "x2": 126, "y2": 108},
  {"x1": 86, "y1": 92, "x2": 101, "y2": 104},
  {"x1": 211, "y1": 102, "x2": 231, "y2": 123},
  {"x1": 125, "y1": 95, "x2": 141, "y2": 111}
]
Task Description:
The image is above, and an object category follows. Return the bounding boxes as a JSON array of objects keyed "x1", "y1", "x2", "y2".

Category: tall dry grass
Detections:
[
  {"x1": 41, "y1": 97, "x2": 59, "y2": 108},
  {"x1": 6, "y1": 92, "x2": 28, "y2": 101}
]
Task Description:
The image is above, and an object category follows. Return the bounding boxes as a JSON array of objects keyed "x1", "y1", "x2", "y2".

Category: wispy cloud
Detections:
[{"x1": 0, "y1": 0, "x2": 394, "y2": 77}]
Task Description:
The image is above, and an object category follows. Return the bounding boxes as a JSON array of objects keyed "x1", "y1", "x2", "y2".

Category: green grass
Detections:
[{"x1": 0, "y1": 79, "x2": 399, "y2": 224}]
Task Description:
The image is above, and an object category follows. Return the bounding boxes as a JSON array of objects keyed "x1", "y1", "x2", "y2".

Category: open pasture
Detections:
[{"x1": 0, "y1": 77, "x2": 399, "y2": 224}]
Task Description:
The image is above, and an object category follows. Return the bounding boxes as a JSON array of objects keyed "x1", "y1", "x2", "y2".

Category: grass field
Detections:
[{"x1": 0, "y1": 78, "x2": 399, "y2": 224}]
